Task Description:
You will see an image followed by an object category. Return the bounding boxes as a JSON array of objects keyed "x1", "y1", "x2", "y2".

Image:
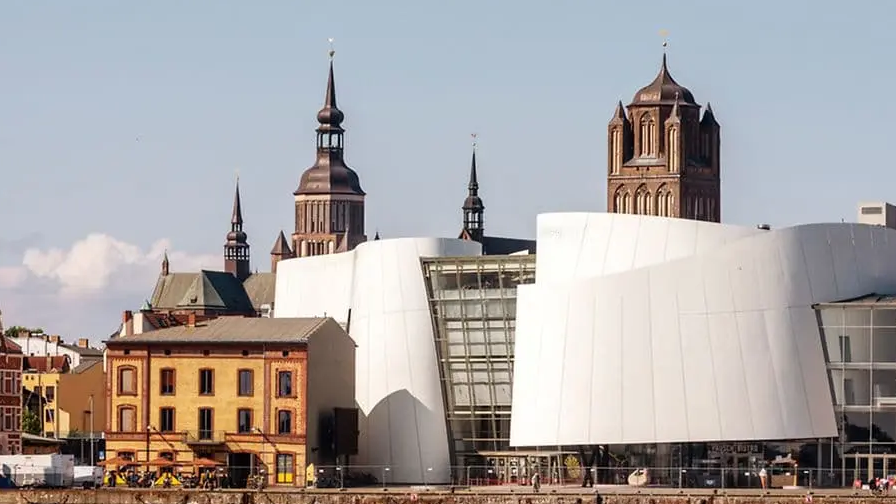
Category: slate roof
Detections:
[
  {"x1": 106, "y1": 316, "x2": 333, "y2": 345},
  {"x1": 150, "y1": 270, "x2": 274, "y2": 314},
  {"x1": 57, "y1": 343, "x2": 103, "y2": 357},
  {"x1": 71, "y1": 359, "x2": 102, "y2": 374},
  {"x1": 150, "y1": 270, "x2": 256, "y2": 313}
]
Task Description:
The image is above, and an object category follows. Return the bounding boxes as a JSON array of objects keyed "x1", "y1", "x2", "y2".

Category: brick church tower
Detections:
[{"x1": 606, "y1": 53, "x2": 721, "y2": 222}]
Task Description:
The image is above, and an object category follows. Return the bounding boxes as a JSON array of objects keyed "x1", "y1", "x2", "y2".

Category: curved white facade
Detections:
[
  {"x1": 274, "y1": 237, "x2": 481, "y2": 484},
  {"x1": 510, "y1": 213, "x2": 896, "y2": 447}
]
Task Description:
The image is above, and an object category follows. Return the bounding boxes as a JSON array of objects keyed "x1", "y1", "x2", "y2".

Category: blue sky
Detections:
[{"x1": 0, "y1": 0, "x2": 892, "y2": 339}]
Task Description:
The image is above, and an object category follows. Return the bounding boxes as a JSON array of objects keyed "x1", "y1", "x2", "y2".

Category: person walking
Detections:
[{"x1": 759, "y1": 467, "x2": 768, "y2": 490}]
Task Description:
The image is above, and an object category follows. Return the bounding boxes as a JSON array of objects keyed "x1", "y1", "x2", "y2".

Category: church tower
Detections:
[
  {"x1": 607, "y1": 52, "x2": 721, "y2": 222},
  {"x1": 292, "y1": 47, "x2": 366, "y2": 257},
  {"x1": 459, "y1": 136, "x2": 485, "y2": 242},
  {"x1": 224, "y1": 179, "x2": 251, "y2": 281}
]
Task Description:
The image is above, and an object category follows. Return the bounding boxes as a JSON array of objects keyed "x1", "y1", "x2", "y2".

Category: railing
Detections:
[{"x1": 183, "y1": 429, "x2": 226, "y2": 444}]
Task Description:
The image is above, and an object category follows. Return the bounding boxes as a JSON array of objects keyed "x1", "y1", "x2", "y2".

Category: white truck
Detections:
[{"x1": 0, "y1": 454, "x2": 75, "y2": 488}]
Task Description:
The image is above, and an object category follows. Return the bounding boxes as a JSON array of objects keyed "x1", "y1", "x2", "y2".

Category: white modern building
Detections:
[{"x1": 273, "y1": 212, "x2": 896, "y2": 486}]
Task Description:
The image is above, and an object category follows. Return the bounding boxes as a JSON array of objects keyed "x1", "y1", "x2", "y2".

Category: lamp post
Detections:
[
  {"x1": 88, "y1": 394, "x2": 95, "y2": 466},
  {"x1": 382, "y1": 466, "x2": 390, "y2": 489},
  {"x1": 336, "y1": 465, "x2": 343, "y2": 489},
  {"x1": 253, "y1": 427, "x2": 265, "y2": 476},
  {"x1": 145, "y1": 425, "x2": 152, "y2": 471},
  {"x1": 423, "y1": 466, "x2": 433, "y2": 489}
]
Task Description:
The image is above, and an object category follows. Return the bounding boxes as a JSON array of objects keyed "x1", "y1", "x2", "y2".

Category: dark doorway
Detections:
[{"x1": 228, "y1": 452, "x2": 253, "y2": 488}]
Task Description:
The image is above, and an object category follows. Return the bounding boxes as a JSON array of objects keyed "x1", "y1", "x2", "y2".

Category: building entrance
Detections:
[{"x1": 847, "y1": 454, "x2": 896, "y2": 483}]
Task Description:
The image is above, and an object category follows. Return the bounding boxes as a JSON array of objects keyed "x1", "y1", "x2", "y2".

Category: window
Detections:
[
  {"x1": 45, "y1": 409, "x2": 54, "y2": 422},
  {"x1": 277, "y1": 371, "x2": 293, "y2": 397},
  {"x1": 3, "y1": 409, "x2": 11, "y2": 431},
  {"x1": 237, "y1": 409, "x2": 252, "y2": 433},
  {"x1": 160, "y1": 369, "x2": 175, "y2": 395},
  {"x1": 277, "y1": 410, "x2": 292, "y2": 435},
  {"x1": 199, "y1": 369, "x2": 214, "y2": 395},
  {"x1": 159, "y1": 407, "x2": 175, "y2": 432},
  {"x1": 276, "y1": 453, "x2": 295, "y2": 484},
  {"x1": 118, "y1": 406, "x2": 136, "y2": 432},
  {"x1": 238, "y1": 370, "x2": 254, "y2": 396},
  {"x1": 45, "y1": 386, "x2": 55, "y2": 402},
  {"x1": 118, "y1": 367, "x2": 136, "y2": 395},
  {"x1": 839, "y1": 335, "x2": 853, "y2": 363},
  {"x1": 198, "y1": 408, "x2": 213, "y2": 440}
]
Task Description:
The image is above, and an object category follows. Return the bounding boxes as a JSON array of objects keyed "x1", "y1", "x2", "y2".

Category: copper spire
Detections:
[
  {"x1": 231, "y1": 177, "x2": 243, "y2": 226},
  {"x1": 468, "y1": 135, "x2": 479, "y2": 193},
  {"x1": 317, "y1": 40, "x2": 345, "y2": 132}
]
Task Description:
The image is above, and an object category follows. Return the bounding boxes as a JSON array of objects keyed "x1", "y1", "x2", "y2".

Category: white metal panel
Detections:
[
  {"x1": 273, "y1": 237, "x2": 480, "y2": 484},
  {"x1": 510, "y1": 213, "x2": 896, "y2": 447}
]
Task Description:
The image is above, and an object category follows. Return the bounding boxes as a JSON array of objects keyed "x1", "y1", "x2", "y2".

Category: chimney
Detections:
[
  {"x1": 77, "y1": 338, "x2": 89, "y2": 349},
  {"x1": 48, "y1": 335, "x2": 60, "y2": 344},
  {"x1": 17, "y1": 330, "x2": 29, "y2": 339},
  {"x1": 123, "y1": 310, "x2": 134, "y2": 337},
  {"x1": 187, "y1": 313, "x2": 196, "y2": 328}
]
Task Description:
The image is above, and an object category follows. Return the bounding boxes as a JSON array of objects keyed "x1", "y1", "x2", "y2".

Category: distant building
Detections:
[
  {"x1": 857, "y1": 202, "x2": 896, "y2": 229},
  {"x1": 105, "y1": 316, "x2": 356, "y2": 488},
  {"x1": 22, "y1": 355, "x2": 104, "y2": 440},
  {"x1": 456, "y1": 141, "x2": 536, "y2": 255},
  {"x1": 0, "y1": 312, "x2": 23, "y2": 455},
  {"x1": 606, "y1": 53, "x2": 721, "y2": 221},
  {"x1": 8, "y1": 332, "x2": 102, "y2": 369}
]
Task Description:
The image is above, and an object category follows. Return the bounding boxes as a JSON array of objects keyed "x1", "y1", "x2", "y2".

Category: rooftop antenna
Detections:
[{"x1": 328, "y1": 37, "x2": 335, "y2": 60}]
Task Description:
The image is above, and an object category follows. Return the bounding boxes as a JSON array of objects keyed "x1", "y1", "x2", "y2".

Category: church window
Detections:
[
  {"x1": 614, "y1": 191, "x2": 623, "y2": 213},
  {"x1": 611, "y1": 129, "x2": 621, "y2": 174},
  {"x1": 668, "y1": 127, "x2": 680, "y2": 173},
  {"x1": 622, "y1": 192, "x2": 632, "y2": 214},
  {"x1": 640, "y1": 115, "x2": 656, "y2": 157},
  {"x1": 635, "y1": 186, "x2": 650, "y2": 215}
]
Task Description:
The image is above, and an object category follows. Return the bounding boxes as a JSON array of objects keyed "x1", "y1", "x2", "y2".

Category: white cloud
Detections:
[{"x1": 0, "y1": 234, "x2": 222, "y2": 343}]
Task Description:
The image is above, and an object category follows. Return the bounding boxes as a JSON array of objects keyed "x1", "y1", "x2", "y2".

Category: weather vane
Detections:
[
  {"x1": 328, "y1": 38, "x2": 335, "y2": 60},
  {"x1": 659, "y1": 29, "x2": 669, "y2": 51},
  {"x1": 471, "y1": 133, "x2": 478, "y2": 149}
]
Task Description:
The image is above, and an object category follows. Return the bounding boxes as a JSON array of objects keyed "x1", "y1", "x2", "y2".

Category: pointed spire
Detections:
[
  {"x1": 270, "y1": 231, "x2": 292, "y2": 255},
  {"x1": 231, "y1": 177, "x2": 243, "y2": 226},
  {"x1": 610, "y1": 100, "x2": 628, "y2": 123},
  {"x1": 161, "y1": 250, "x2": 170, "y2": 276},
  {"x1": 374, "y1": 230, "x2": 380, "y2": 241},
  {"x1": 468, "y1": 137, "x2": 479, "y2": 194},
  {"x1": 701, "y1": 102, "x2": 719, "y2": 126},
  {"x1": 317, "y1": 39, "x2": 345, "y2": 131}
]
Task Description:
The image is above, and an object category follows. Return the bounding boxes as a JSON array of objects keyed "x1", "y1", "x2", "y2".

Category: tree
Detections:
[
  {"x1": 21, "y1": 409, "x2": 41, "y2": 435},
  {"x1": 4, "y1": 326, "x2": 43, "y2": 339}
]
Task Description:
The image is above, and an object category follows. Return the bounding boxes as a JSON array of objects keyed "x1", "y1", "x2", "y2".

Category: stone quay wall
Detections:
[{"x1": 0, "y1": 490, "x2": 880, "y2": 504}]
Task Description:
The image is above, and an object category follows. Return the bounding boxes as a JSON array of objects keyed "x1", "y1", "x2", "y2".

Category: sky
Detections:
[{"x1": 0, "y1": 0, "x2": 893, "y2": 342}]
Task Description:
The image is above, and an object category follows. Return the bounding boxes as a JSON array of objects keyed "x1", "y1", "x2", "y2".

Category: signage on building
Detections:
[{"x1": 707, "y1": 443, "x2": 762, "y2": 456}]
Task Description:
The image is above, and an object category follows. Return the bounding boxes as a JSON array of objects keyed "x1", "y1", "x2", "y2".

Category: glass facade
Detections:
[
  {"x1": 817, "y1": 301, "x2": 896, "y2": 485},
  {"x1": 421, "y1": 256, "x2": 536, "y2": 469}
]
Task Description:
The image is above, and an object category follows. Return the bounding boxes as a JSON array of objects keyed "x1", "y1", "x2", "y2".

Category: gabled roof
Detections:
[
  {"x1": 151, "y1": 270, "x2": 255, "y2": 314},
  {"x1": 23, "y1": 355, "x2": 70, "y2": 373},
  {"x1": 106, "y1": 316, "x2": 337, "y2": 345},
  {"x1": 242, "y1": 273, "x2": 275, "y2": 310}
]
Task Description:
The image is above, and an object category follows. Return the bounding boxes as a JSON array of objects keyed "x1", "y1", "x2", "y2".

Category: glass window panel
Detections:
[
  {"x1": 874, "y1": 328, "x2": 896, "y2": 362},
  {"x1": 471, "y1": 371, "x2": 490, "y2": 383},
  {"x1": 467, "y1": 344, "x2": 487, "y2": 356},
  {"x1": 842, "y1": 411, "x2": 872, "y2": 444},
  {"x1": 463, "y1": 301, "x2": 483, "y2": 317},
  {"x1": 839, "y1": 329, "x2": 870, "y2": 362},
  {"x1": 819, "y1": 308, "x2": 844, "y2": 328},
  {"x1": 873, "y1": 309, "x2": 896, "y2": 327},
  {"x1": 489, "y1": 344, "x2": 510, "y2": 357},
  {"x1": 453, "y1": 385, "x2": 471, "y2": 406},
  {"x1": 480, "y1": 273, "x2": 500, "y2": 289},
  {"x1": 470, "y1": 362, "x2": 489, "y2": 371},
  {"x1": 492, "y1": 371, "x2": 511, "y2": 383},
  {"x1": 485, "y1": 300, "x2": 507, "y2": 318},
  {"x1": 503, "y1": 299, "x2": 517, "y2": 316},
  {"x1": 459, "y1": 272, "x2": 480, "y2": 290},
  {"x1": 466, "y1": 329, "x2": 486, "y2": 344},
  {"x1": 831, "y1": 370, "x2": 872, "y2": 405},
  {"x1": 820, "y1": 328, "x2": 842, "y2": 363},
  {"x1": 450, "y1": 371, "x2": 468, "y2": 383},
  {"x1": 447, "y1": 329, "x2": 465, "y2": 344},
  {"x1": 872, "y1": 409, "x2": 896, "y2": 443},
  {"x1": 443, "y1": 302, "x2": 463, "y2": 318},
  {"x1": 843, "y1": 308, "x2": 871, "y2": 327},
  {"x1": 494, "y1": 385, "x2": 512, "y2": 406},
  {"x1": 436, "y1": 272, "x2": 459, "y2": 290},
  {"x1": 873, "y1": 370, "x2": 896, "y2": 401},
  {"x1": 473, "y1": 384, "x2": 491, "y2": 405},
  {"x1": 448, "y1": 344, "x2": 468, "y2": 357}
]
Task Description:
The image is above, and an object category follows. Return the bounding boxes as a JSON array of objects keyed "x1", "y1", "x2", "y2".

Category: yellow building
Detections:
[
  {"x1": 105, "y1": 315, "x2": 355, "y2": 487},
  {"x1": 22, "y1": 355, "x2": 105, "y2": 439}
]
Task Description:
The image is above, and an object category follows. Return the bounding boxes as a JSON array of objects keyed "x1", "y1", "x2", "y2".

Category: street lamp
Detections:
[
  {"x1": 88, "y1": 394, "x2": 95, "y2": 466},
  {"x1": 336, "y1": 465, "x2": 344, "y2": 489},
  {"x1": 382, "y1": 466, "x2": 390, "y2": 490},
  {"x1": 145, "y1": 425, "x2": 153, "y2": 470},
  {"x1": 253, "y1": 427, "x2": 265, "y2": 473}
]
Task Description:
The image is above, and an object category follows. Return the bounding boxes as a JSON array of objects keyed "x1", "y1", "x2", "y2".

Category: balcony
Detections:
[{"x1": 184, "y1": 430, "x2": 226, "y2": 445}]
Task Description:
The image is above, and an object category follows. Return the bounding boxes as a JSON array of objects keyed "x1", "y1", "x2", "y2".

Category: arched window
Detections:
[
  {"x1": 118, "y1": 405, "x2": 136, "y2": 432},
  {"x1": 622, "y1": 192, "x2": 632, "y2": 214},
  {"x1": 635, "y1": 185, "x2": 650, "y2": 215},
  {"x1": 118, "y1": 366, "x2": 137, "y2": 396},
  {"x1": 656, "y1": 186, "x2": 666, "y2": 216},
  {"x1": 640, "y1": 115, "x2": 656, "y2": 157},
  {"x1": 613, "y1": 191, "x2": 623, "y2": 213},
  {"x1": 665, "y1": 192, "x2": 674, "y2": 217},
  {"x1": 668, "y1": 127, "x2": 680, "y2": 172},
  {"x1": 610, "y1": 128, "x2": 621, "y2": 174}
]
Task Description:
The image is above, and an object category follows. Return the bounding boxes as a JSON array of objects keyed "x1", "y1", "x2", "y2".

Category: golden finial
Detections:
[
  {"x1": 471, "y1": 133, "x2": 478, "y2": 149},
  {"x1": 659, "y1": 29, "x2": 669, "y2": 51},
  {"x1": 328, "y1": 38, "x2": 335, "y2": 60}
]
